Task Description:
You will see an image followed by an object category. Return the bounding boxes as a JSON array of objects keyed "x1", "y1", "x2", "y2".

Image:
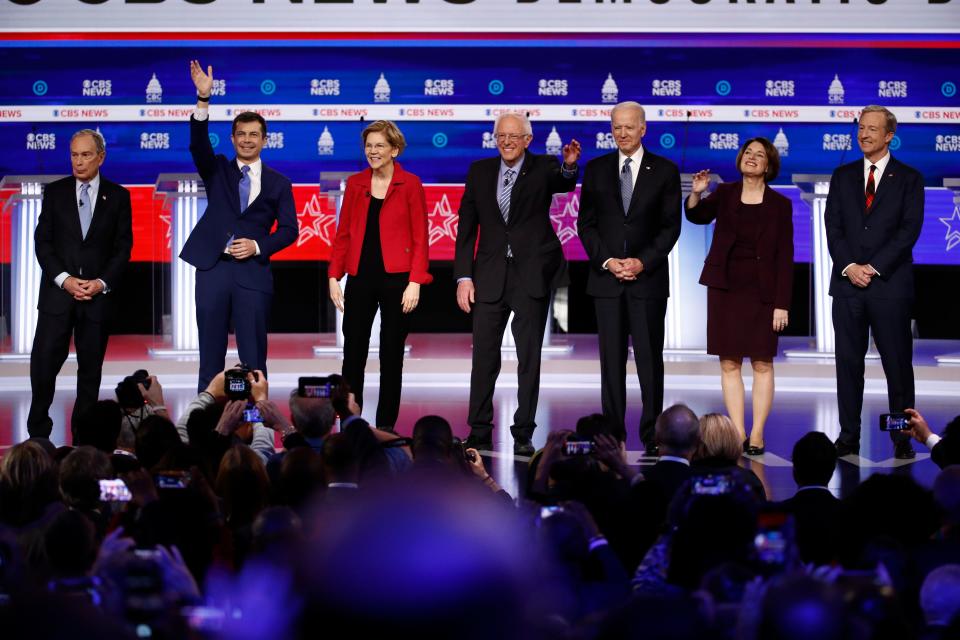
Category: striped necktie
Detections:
[
  {"x1": 498, "y1": 168, "x2": 515, "y2": 223},
  {"x1": 865, "y1": 164, "x2": 877, "y2": 212}
]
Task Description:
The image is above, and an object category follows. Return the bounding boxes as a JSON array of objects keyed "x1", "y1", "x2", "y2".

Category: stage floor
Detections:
[{"x1": 1, "y1": 334, "x2": 958, "y2": 501}]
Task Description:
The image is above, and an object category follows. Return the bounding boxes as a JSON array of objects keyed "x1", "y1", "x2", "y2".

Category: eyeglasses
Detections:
[{"x1": 495, "y1": 133, "x2": 528, "y2": 142}]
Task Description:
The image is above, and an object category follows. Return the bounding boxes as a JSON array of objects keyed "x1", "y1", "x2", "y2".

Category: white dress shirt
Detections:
[
  {"x1": 55, "y1": 173, "x2": 109, "y2": 293},
  {"x1": 601, "y1": 146, "x2": 645, "y2": 271},
  {"x1": 618, "y1": 146, "x2": 645, "y2": 191},
  {"x1": 841, "y1": 152, "x2": 891, "y2": 278},
  {"x1": 196, "y1": 106, "x2": 263, "y2": 256}
]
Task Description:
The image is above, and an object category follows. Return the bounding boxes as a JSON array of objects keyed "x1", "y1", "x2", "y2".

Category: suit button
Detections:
[
  {"x1": 404, "y1": 247, "x2": 410, "y2": 253},
  {"x1": 864, "y1": 226, "x2": 869, "y2": 230}
]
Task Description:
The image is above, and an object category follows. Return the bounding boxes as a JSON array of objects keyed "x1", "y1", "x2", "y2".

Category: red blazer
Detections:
[
  {"x1": 329, "y1": 162, "x2": 432, "y2": 285},
  {"x1": 685, "y1": 181, "x2": 794, "y2": 310}
]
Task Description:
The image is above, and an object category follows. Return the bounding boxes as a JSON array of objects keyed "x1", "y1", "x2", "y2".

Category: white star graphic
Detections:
[
  {"x1": 939, "y1": 205, "x2": 960, "y2": 252},
  {"x1": 427, "y1": 193, "x2": 459, "y2": 246},
  {"x1": 550, "y1": 191, "x2": 581, "y2": 245},
  {"x1": 296, "y1": 194, "x2": 337, "y2": 247}
]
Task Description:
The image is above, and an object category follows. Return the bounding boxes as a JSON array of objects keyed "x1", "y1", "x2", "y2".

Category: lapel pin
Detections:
[
  {"x1": 645, "y1": 166, "x2": 652, "y2": 170},
  {"x1": 102, "y1": 195, "x2": 107, "y2": 200}
]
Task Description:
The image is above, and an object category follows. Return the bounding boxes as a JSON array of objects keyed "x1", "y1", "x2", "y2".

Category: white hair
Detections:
[
  {"x1": 611, "y1": 101, "x2": 646, "y2": 123},
  {"x1": 493, "y1": 112, "x2": 533, "y2": 137}
]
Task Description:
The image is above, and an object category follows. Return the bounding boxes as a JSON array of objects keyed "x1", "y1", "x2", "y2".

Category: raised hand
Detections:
[
  {"x1": 562, "y1": 139, "x2": 582, "y2": 167},
  {"x1": 190, "y1": 59, "x2": 213, "y2": 96},
  {"x1": 690, "y1": 169, "x2": 711, "y2": 195}
]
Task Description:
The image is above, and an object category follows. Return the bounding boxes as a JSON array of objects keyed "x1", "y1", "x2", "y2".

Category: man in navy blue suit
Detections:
[
  {"x1": 180, "y1": 61, "x2": 298, "y2": 392},
  {"x1": 825, "y1": 105, "x2": 924, "y2": 460}
]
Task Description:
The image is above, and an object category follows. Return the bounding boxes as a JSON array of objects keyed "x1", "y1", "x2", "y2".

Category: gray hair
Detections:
[
  {"x1": 611, "y1": 101, "x2": 646, "y2": 123},
  {"x1": 494, "y1": 112, "x2": 533, "y2": 137},
  {"x1": 655, "y1": 404, "x2": 700, "y2": 456},
  {"x1": 71, "y1": 128, "x2": 106, "y2": 154},
  {"x1": 288, "y1": 390, "x2": 336, "y2": 439},
  {"x1": 860, "y1": 105, "x2": 897, "y2": 134}
]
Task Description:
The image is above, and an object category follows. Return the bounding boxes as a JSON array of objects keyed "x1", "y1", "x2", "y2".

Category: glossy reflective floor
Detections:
[{"x1": 1, "y1": 334, "x2": 958, "y2": 501}]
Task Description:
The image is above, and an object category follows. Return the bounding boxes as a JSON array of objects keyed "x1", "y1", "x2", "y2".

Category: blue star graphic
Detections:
[{"x1": 940, "y1": 206, "x2": 960, "y2": 252}]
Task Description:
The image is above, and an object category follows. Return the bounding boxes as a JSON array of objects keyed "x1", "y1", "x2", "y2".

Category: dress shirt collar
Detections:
[
  {"x1": 863, "y1": 152, "x2": 890, "y2": 175},
  {"x1": 237, "y1": 158, "x2": 262, "y2": 177},
  {"x1": 76, "y1": 173, "x2": 100, "y2": 194},
  {"x1": 658, "y1": 455, "x2": 690, "y2": 466},
  {"x1": 618, "y1": 146, "x2": 644, "y2": 171},
  {"x1": 499, "y1": 153, "x2": 525, "y2": 180}
]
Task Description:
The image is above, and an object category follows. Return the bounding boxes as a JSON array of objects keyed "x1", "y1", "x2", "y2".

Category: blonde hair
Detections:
[
  {"x1": 696, "y1": 413, "x2": 742, "y2": 463},
  {"x1": 361, "y1": 120, "x2": 406, "y2": 155}
]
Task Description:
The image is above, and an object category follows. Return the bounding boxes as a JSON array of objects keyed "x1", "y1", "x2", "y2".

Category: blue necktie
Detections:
[
  {"x1": 620, "y1": 158, "x2": 633, "y2": 215},
  {"x1": 78, "y1": 183, "x2": 92, "y2": 239},
  {"x1": 239, "y1": 164, "x2": 251, "y2": 213}
]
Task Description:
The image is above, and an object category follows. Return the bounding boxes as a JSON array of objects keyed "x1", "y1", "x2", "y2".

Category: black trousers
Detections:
[
  {"x1": 467, "y1": 260, "x2": 549, "y2": 443},
  {"x1": 594, "y1": 294, "x2": 667, "y2": 447},
  {"x1": 341, "y1": 272, "x2": 410, "y2": 428},
  {"x1": 196, "y1": 258, "x2": 272, "y2": 393},
  {"x1": 28, "y1": 304, "x2": 110, "y2": 439},
  {"x1": 833, "y1": 295, "x2": 914, "y2": 447}
]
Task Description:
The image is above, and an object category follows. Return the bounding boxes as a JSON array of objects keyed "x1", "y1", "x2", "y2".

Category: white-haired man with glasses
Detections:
[{"x1": 454, "y1": 112, "x2": 580, "y2": 455}]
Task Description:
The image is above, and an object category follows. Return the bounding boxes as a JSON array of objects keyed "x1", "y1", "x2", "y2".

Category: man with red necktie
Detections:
[{"x1": 825, "y1": 105, "x2": 925, "y2": 460}]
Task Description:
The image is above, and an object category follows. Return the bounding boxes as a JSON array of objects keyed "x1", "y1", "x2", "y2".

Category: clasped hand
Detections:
[
  {"x1": 846, "y1": 264, "x2": 876, "y2": 288},
  {"x1": 64, "y1": 276, "x2": 103, "y2": 301},
  {"x1": 607, "y1": 258, "x2": 643, "y2": 281}
]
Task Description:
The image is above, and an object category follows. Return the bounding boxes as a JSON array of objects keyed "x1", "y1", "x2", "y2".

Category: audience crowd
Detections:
[{"x1": 1, "y1": 368, "x2": 960, "y2": 639}]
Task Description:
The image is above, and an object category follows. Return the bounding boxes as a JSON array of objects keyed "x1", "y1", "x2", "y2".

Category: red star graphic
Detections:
[
  {"x1": 297, "y1": 194, "x2": 337, "y2": 247},
  {"x1": 427, "y1": 192, "x2": 459, "y2": 246}
]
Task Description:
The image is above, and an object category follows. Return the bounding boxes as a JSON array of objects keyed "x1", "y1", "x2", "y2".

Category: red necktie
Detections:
[{"x1": 865, "y1": 164, "x2": 877, "y2": 211}]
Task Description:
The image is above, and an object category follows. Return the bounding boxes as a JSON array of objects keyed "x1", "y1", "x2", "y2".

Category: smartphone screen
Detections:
[
  {"x1": 99, "y1": 479, "x2": 132, "y2": 502},
  {"x1": 879, "y1": 412, "x2": 910, "y2": 431},
  {"x1": 243, "y1": 404, "x2": 263, "y2": 423},
  {"x1": 564, "y1": 440, "x2": 594, "y2": 456}
]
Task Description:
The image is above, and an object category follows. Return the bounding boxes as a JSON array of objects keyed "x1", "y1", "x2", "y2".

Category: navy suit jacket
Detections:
[
  {"x1": 824, "y1": 156, "x2": 924, "y2": 300},
  {"x1": 179, "y1": 116, "x2": 297, "y2": 294},
  {"x1": 454, "y1": 153, "x2": 576, "y2": 302},
  {"x1": 577, "y1": 149, "x2": 682, "y2": 299},
  {"x1": 35, "y1": 175, "x2": 133, "y2": 320}
]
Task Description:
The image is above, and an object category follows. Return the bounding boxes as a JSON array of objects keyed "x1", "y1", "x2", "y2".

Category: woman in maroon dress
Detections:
[{"x1": 685, "y1": 138, "x2": 793, "y2": 456}]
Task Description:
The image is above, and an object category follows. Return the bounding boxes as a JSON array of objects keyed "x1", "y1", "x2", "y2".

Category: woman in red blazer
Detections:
[
  {"x1": 328, "y1": 120, "x2": 432, "y2": 430},
  {"x1": 685, "y1": 138, "x2": 794, "y2": 456}
]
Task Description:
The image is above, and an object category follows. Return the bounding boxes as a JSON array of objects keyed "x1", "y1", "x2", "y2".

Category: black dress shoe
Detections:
[
  {"x1": 834, "y1": 440, "x2": 860, "y2": 457},
  {"x1": 894, "y1": 441, "x2": 917, "y2": 460},
  {"x1": 744, "y1": 444, "x2": 765, "y2": 456},
  {"x1": 644, "y1": 443, "x2": 659, "y2": 457},
  {"x1": 464, "y1": 435, "x2": 493, "y2": 452},
  {"x1": 513, "y1": 440, "x2": 535, "y2": 456}
]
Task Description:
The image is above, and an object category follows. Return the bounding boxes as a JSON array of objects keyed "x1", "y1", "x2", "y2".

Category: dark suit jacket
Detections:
[
  {"x1": 577, "y1": 149, "x2": 682, "y2": 299},
  {"x1": 685, "y1": 181, "x2": 794, "y2": 310},
  {"x1": 329, "y1": 162, "x2": 432, "y2": 285},
  {"x1": 34, "y1": 175, "x2": 133, "y2": 320},
  {"x1": 774, "y1": 487, "x2": 843, "y2": 565},
  {"x1": 824, "y1": 156, "x2": 924, "y2": 299},
  {"x1": 179, "y1": 116, "x2": 298, "y2": 294},
  {"x1": 454, "y1": 153, "x2": 576, "y2": 302}
]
